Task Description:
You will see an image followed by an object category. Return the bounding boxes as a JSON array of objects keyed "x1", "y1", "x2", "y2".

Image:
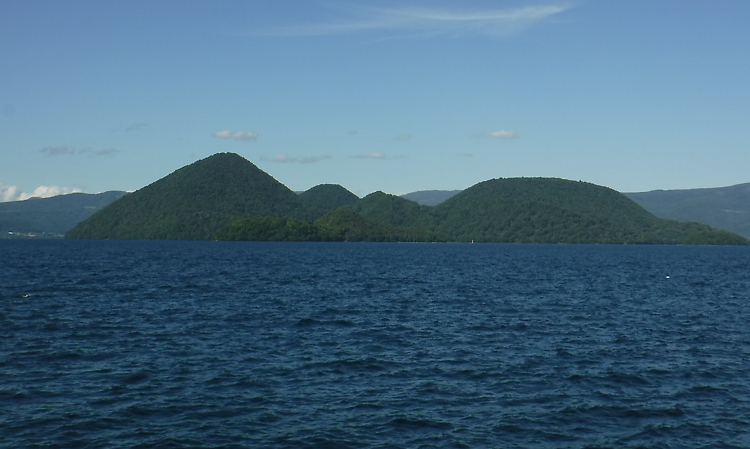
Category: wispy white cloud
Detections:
[
  {"x1": 354, "y1": 152, "x2": 386, "y2": 159},
  {"x1": 297, "y1": 155, "x2": 332, "y2": 164},
  {"x1": 0, "y1": 183, "x2": 83, "y2": 202},
  {"x1": 254, "y1": 5, "x2": 571, "y2": 37},
  {"x1": 214, "y1": 130, "x2": 259, "y2": 141},
  {"x1": 125, "y1": 122, "x2": 148, "y2": 132},
  {"x1": 40, "y1": 146, "x2": 76, "y2": 157},
  {"x1": 41, "y1": 146, "x2": 120, "y2": 157},
  {"x1": 95, "y1": 148, "x2": 119, "y2": 156},
  {"x1": 233, "y1": 131, "x2": 259, "y2": 141},
  {"x1": 271, "y1": 154, "x2": 331, "y2": 164},
  {"x1": 394, "y1": 133, "x2": 412, "y2": 141},
  {"x1": 489, "y1": 130, "x2": 519, "y2": 139},
  {"x1": 0, "y1": 183, "x2": 23, "y2": 202}
]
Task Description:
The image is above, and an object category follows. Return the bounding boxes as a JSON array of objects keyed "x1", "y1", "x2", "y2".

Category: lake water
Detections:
[{"x1": 2, "y1": 240, "x2": 750, "y2": 448}]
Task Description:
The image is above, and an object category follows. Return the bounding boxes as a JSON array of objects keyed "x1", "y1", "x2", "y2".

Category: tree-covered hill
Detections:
[
  {"x1": 626, "y1": 183, "x2": 750, "y2": 238},
  {"x1": 295, "y1": 184, "x2": 359, "y2": 221},
  {"x1": 67, "y1": 153, "x2": 300, "y2": 240},
  {"x1": 428, "y1": 178, "x2": 746, "y2": 244},
  {"x1": 351, "y1": 191, "x2": 435, "y2": 229},
  {"x1": 0, "y1": 191, "x2": 126, "y2": 236},
  {"x1": 215, "y1": 216, "x2": 334, "y2": 242},
  {"x1": 315, "y1": 207, "x2": 441, "y2": 242}
]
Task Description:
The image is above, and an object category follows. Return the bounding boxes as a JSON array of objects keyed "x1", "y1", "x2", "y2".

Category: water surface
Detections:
[{"x1": 2, "y1": 241, "x2": 749, "y2": 448}]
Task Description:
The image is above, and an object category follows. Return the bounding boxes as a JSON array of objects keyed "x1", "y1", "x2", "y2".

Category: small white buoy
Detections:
[{"x1": 666, "y1": 276, "x2": 670, "y2": 279}]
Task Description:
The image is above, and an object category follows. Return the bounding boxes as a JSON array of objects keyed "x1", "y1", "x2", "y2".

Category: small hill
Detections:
[
  {"x1": 401, "y1": 190, "x2": 461, "y2": 206},
  {"x1": 296, "y1": 184, "x2": 359, "y2": 220},
  {"x1": 352, "y1": 191, "x2": 434, "y2": 228},
  {"x1": 67, "y1": 153, "x2": 300, "y2": 240},
  {"x1": 626, "y1": 183, "x2": 750, "y2": 238},
  {"x1": 0, "y1": 191, "x2": 127, "y2": 236},
  {"x1": 315, "y1": 207, "x2": 441, "y2": 242}
]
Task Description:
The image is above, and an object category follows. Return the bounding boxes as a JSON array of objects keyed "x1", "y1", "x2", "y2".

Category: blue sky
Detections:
[{"x1": 2, "y1": 0, "x2": 749, "y2": 201}]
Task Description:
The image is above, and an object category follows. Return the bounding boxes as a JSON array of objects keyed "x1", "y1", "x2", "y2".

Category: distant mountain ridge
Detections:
[
  {"x1": 67, "y1": 153, "x2": 748, "y2": 245},
  {"x1": 0, "y1": 191, "x2": 127, "y2": 237},
  {"x1": 401, "y1": 190, "x2": 460, "y2": 206},
  {"x1": 626, "y1": 183, "x2": 750, "y2": 238}
]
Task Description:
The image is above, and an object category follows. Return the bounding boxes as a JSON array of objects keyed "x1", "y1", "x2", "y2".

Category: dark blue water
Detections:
[{"x1": 2, "y1": 241, "x2": 749, "y2": 448}]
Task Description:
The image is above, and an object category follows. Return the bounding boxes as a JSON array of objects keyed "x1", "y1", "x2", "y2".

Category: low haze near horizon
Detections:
[{"x1": 2, "y1": 0, "x2": 749, "y2": 201}]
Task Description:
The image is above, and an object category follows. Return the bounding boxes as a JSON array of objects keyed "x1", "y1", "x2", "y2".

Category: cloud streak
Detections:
[
  {"x1": 40, "y1": 146, "x2": 120, "y2": 157},
  {"x1": 254, "y1": 5, "x2": 571, "y2": 37},
  {"x1": 125, "y1": 122, "x2": 148, "y2": 132},
  {"x1": 214, "y1": 130, "x2": 259, "y2": 141},
  {"x1": 40, "y1": 146, "x2": 76, "y2": 157},
  {"x1": 354, "y1": 152, "x2": 386, "y2": 159},
  {"x1": 489, "y1": 130, "x2": 519, "y2": 139},
  {"x1": 94, "y1": 148, "x2": 119, "y2": 156}
]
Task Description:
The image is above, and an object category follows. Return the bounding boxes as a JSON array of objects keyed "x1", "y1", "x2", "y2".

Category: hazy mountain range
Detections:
[
  {"x1": 400, "y1": 190, "x2": 461, "y2": 206},
  {"x1": 0, "y1": 191, "x2": 127, "y2": 237},
  {"x1": 625, "y1": 184, "x2": 750, "y2": 239}
]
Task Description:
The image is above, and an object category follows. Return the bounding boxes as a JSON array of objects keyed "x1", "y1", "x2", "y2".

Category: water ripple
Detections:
[{"x1": 2, "y1": 241, "x2": 750, "y2": 448}]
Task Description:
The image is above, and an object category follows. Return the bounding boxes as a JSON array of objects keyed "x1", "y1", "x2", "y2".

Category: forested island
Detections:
[{"x1": 66, "y1": 153, "x2": 749, "y2": 245}]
